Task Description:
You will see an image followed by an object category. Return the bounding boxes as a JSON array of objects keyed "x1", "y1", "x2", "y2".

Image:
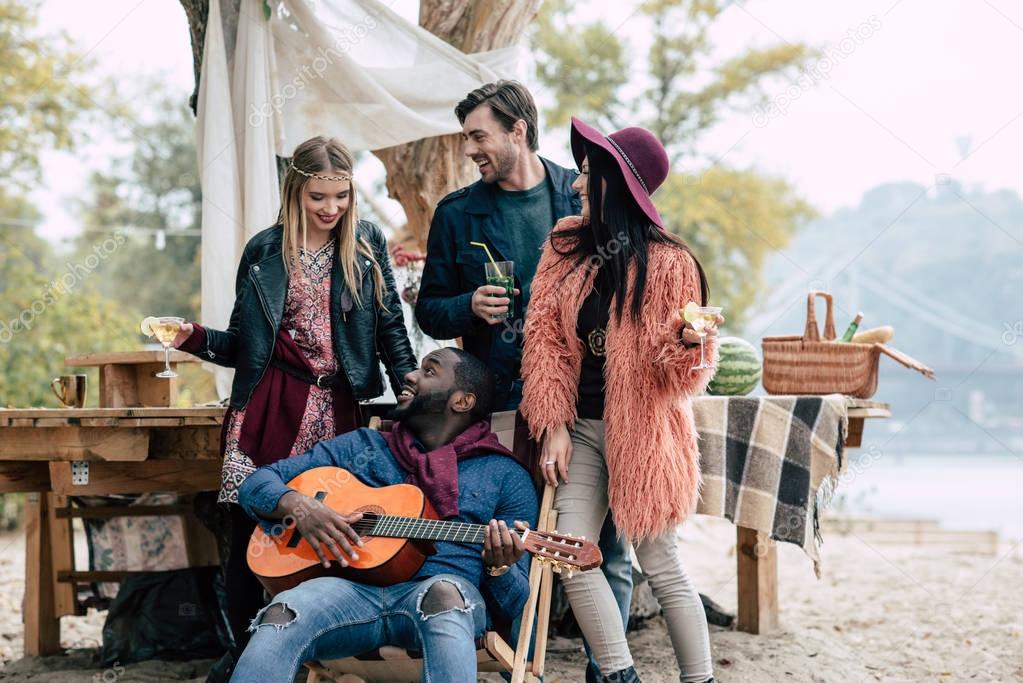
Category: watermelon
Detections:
[{"x1": 707, "y1": 336, "x2": 762, "y2": 396}]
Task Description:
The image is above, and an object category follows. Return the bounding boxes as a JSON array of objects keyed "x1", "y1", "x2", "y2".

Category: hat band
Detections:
[{"x1": 605, "y1": 136, "x2": 649, "y2": 194}]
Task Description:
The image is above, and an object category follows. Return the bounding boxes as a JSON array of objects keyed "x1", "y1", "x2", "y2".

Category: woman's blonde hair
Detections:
[{"x1": 278, "y1": 136, "x2": 386, "y2": 310}]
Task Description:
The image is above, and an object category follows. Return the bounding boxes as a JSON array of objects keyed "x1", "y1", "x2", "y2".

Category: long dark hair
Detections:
[{"x1": 550, "y1": 142, "x2": 709, "y2": 320}]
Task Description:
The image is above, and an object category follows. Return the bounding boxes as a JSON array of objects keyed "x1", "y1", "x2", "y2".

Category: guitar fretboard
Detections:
[{"x1": 351, "y1": 513, "x2": 495, "y2": 544}]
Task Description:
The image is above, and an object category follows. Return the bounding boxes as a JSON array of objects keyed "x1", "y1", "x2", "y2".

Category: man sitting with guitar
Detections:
[{"x1": 232, "y1": 347, "x2": 538, "y2": 682}]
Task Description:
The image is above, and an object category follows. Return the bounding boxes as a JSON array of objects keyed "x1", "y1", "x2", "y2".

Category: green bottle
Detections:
[{"x1": 839, "y1": 312, "x2": 864, "y2": 342}]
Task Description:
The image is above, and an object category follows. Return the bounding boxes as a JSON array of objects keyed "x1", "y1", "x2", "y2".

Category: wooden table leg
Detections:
[
  {"x1": 845, "y1": 416, "x2": 865, "y2": 448},
  {"x1": 49, "y1": 494, "x2": 77, "y2": 618},
  {"x1": 736, "y1": 526, "x2": 778, "y2": 634},
  {"x1": 181, "y1": 497, "x2": 220, "y2": 568},
  {"x1": 24, "y1": 493, "x2": 61, "y2": 655}
]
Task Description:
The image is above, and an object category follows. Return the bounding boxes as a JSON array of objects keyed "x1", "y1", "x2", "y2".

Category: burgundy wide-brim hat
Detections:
[{"x1": 570, "y1": 116, "x2": 670, "y2": 228}]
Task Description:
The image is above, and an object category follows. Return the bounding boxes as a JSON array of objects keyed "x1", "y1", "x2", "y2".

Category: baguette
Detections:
[{"x1": 852, "y1": 325, "x2": 894, "y2": 344}]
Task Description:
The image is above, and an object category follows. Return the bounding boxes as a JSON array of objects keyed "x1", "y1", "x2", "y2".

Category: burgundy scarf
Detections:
[{"x1": 382, "y1": 419, "x2": 519, "y2": 519}]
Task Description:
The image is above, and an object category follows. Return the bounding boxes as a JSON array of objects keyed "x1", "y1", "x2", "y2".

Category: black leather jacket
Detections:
[{"x1": 188, "y1": 221, "x2": 417, "y2": 409}]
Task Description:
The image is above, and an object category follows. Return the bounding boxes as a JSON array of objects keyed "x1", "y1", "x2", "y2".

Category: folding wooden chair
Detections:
[{"x1": 305, "y1": 410, "x2": 557, "y2": 683}]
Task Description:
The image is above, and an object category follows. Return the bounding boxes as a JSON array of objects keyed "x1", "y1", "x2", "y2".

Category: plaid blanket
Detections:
[{"x1": 693, "y1": 394, "x2": 849, "y2": 575}]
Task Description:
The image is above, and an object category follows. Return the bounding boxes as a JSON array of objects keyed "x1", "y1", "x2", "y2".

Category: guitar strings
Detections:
[{"x1": 291, "y1": 514, "x2": 585, "y2": 565}]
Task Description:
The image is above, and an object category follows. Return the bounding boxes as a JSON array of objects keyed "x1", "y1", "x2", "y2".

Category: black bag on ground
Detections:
[{"x1": 100, "y1": 566, "x2": 232, "y2": 666}]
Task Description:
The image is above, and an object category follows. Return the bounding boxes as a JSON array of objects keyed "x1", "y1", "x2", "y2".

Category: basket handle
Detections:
[{"x1": 804, "y1": 290, "x2": 838, "y2": 341}]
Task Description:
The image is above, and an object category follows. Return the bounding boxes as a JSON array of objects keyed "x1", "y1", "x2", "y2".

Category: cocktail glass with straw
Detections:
[
  {"x1": 141, "y1": 316, "x2": 185, "y2": 378},
  {"x1": 682, "y1": 302, "x2": 723, "y2": 371},
  {"x1": 470, "y1": 242, "x2": 515, "y2": 320}
]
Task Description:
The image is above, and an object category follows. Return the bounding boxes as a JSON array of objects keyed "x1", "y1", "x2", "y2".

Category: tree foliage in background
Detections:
[
  {"x1": 67, "y1": 87, "x2": 216, "y2": 406},
  {"x1": 0, "y1": 0, "x2": 102, "y2": 190},
  {"x1": 73, "y1": 90, "x2": 203, "y2": 323},
  {"x1": 0, "y1": 3, "x2": 213, "y2": 408},
  {"x1": 0, "y1": 0, "x2": 140, "y2": 408},
  {"x1": 661, "y1": 168, "x2": 813, "y2": 323},
  {"x1": 0, "y1": 200, "x2": 139, "y2": 408},
  {"x1": 532, "y1": 0, "x2": 816, "y2": 327}
]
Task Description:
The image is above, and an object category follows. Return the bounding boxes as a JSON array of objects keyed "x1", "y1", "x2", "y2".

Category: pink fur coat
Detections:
[{"x1": 520, "y1": 216, "x2": 718, "y2": 540}]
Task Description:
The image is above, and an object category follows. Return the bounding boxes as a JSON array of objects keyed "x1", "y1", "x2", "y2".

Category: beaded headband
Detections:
[{"x1": 289, "y1": 163, "x2": 351, "y2": 182}]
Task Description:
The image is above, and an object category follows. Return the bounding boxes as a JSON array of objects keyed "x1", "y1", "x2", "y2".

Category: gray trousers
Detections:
[{"x1": 555, "y1": 418, "x2": 713, "y2": 682}]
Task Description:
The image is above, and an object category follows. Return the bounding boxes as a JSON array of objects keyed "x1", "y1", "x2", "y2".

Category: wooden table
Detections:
[
  {"x1": 0, "y1": 407, "x2": 225, "y2": 655},
  {"x1": 65, "y1": 350, "x2": 199, "y2": 408},
  {"x1": 732, "y1": 398, "x2": 890, "y2": 634}
]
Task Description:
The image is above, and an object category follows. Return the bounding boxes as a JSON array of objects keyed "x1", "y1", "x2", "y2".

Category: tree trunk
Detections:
[
  {"x1": 373, "y1": 0, "x2": 541, "y2": 250},
  {"x1": 179, "y1": 0, "x2": 241, "y2": 114},
  {"x1": 179, "y1": 0, "x2": 208, "y2": 114}
]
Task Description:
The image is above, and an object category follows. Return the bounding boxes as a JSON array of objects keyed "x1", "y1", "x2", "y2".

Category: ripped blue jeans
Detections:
[{"x1": 231, "y1": 574, "x2": 486, "y2": 683}]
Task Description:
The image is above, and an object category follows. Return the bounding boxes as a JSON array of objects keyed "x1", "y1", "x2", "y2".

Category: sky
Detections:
[{"x1": 31, "y1": 0, "x2": 1023, "y2": 242}]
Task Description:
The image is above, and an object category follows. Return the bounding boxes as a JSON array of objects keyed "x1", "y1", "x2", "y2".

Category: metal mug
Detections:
[{"x1": 51, "y1": 374, "x2": 87, "y2": 408}]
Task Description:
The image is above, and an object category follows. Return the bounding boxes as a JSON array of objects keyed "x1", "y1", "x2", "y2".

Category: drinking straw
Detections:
[{"x1": 469, "y1": 241, "x2": 503, "y2": 277}]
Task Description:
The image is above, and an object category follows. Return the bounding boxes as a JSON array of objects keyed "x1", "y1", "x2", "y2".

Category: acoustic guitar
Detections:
[{"x1": 246, "y1": 466, "x2": 603, "y2": 595}]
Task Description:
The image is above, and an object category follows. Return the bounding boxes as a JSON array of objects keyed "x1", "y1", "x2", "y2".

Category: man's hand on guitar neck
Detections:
[
  {"x1": 278, "y1": 490, "x2": 365, "y2": 569},
  {"x1": 481, "y1": 519, "x2": 529, "y2": 572}
]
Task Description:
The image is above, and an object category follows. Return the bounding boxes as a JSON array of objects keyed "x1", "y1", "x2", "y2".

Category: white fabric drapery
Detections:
[
  {"x1": 195, "y1": 0, "x2": 522, "y2": 397},
  {"x1": 195, "y1": 0, "x2": 246, "y2": 399}
]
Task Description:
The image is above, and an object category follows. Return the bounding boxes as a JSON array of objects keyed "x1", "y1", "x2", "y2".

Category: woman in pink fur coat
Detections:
[{"x1": 520, "y1": 118, "x2": 722, "y2": 683}]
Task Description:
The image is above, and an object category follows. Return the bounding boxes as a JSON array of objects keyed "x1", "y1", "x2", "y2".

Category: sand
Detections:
[{"x1": 1, "y1": 516, "x2": 1021, "y2": 682}]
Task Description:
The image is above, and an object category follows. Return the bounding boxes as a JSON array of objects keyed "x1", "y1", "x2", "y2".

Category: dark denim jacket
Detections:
[{"x1": 414, "y1": 158, "x2": 581, "y2": 409}]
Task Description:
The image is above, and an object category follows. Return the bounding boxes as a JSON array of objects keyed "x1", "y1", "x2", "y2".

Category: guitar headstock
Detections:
[{"x1": 523, "y1": 529, "x2": 603, "y2": 577}]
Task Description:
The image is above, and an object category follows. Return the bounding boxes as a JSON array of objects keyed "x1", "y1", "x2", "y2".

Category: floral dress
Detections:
[{"x1": 218, "y1": 238, "x2": 339, "y2": 504}]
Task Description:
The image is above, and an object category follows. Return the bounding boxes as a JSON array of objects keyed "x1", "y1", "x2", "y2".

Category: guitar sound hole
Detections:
[{"x1": 353, "y1": 505, "x2": 385, "y2": 538}]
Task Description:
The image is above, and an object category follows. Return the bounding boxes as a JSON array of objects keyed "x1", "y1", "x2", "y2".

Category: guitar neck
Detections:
[{"x1": 353, "y1": 514, "x2": 497, "y2": 545}]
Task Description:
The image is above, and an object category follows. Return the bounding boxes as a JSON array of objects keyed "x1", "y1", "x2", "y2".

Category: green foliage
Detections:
[
  {"x1": 0, "y1": 196, "x2": 139, "y2": 408},
  {"x1": 72, "y1": 91, "x2": 202, "y2": 323},
  {"x1": 531, "y1": 0, "x2": 818, "y2": 324},
  {"x1": 642, "y1": 0, "x2": 812, "y2": 152},
  {"x1": 0, "y1": 4, "x2": 212, "y2": 408},
  {"x1": 0, "y1": 0, "x2": 140, "y2": 407},
  {"x1": 658, "y1": 168, "x2": 814, "y2": 327},
  {"x1": 532, "y1": 0, "x2": 629, "y2": 131},
  {"x1": 68, "y1": 87, "x2": 217, "y2": 405},
  {"x1": 0, "y1": 0, "x2": 102, "y2": 189}
]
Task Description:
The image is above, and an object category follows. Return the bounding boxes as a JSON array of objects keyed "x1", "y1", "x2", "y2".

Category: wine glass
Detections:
[
  {"x1": 682, "y1": 304, "x2": 722, "y2": 370},
  {"x1": 143, "y1": 316, "x2": 184, "y2": 378}
]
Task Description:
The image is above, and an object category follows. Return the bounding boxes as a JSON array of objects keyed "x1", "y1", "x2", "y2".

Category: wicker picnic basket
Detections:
[{"x1": 761, "y1": 291, "x2": 934, "y2": 399}]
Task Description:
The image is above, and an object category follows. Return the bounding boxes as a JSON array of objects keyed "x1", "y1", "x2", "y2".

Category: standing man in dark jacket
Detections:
[
  {"x1": 415, "y1": 80, "x2": 578, "y2": 412},
  {"x1": 415, "y1": 80, "x2": 632, "y2": 683}
]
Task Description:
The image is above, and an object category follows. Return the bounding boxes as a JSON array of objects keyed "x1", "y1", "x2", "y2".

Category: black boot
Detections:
[{"x1": 602, "y1": 666, "x2": 642, "y2": 683}]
